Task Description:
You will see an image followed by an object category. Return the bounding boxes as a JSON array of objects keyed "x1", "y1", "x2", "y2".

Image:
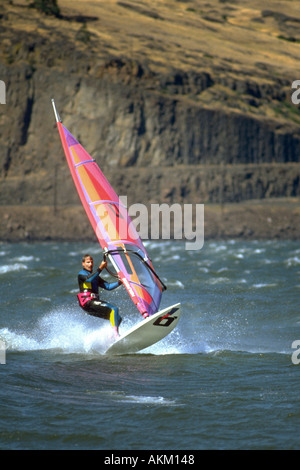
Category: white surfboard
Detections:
[{"x1": 105, "y1": 303, "x2": 181, "y2": 355}]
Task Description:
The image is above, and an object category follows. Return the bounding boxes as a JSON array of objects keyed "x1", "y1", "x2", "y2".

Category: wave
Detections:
[
  {"x1": 286, "y1": 256, "x2": 300, "y2": 267},
  {"x1": 252, "y1": 283, "x2": 278, "y2": 288},
  {"x1": 0, "y1": 309, "x2": 113, "y2": 355},
  {"x1": 166, "y1": 280, "x2": 184, "y2": 289},
  {"x1": 118, "y1": 394, "x2": 181, "y2": 406},
  {"x1": 14, "y1": 255, "x2": 40, "y2": 262},
  {"x1": 0, "y1": 263, "x2": 28, "y2": 274},
  {"x1": 0, "y1": 299, "x2": 293, "y2": 359},
  {"x1": 0, "y1": 306, "x2": 211, "y2": 357},
  {"x1": 0, "y1": 317, "x2": 291, "y2": 357}
]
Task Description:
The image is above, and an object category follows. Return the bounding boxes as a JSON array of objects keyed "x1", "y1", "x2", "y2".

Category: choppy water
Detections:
[{"x1": 0, "y1": 240, "x2": 300, "y2": 450}]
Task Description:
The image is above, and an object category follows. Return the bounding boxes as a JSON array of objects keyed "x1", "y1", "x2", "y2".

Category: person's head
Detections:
[{"x1": 82, "y1": 254, "x2": 93, "y2": 272}]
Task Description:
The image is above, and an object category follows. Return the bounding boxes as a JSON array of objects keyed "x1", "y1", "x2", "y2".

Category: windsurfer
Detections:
[{"x1": 77, "y1": 254, "x2": 122, "y2": 336}]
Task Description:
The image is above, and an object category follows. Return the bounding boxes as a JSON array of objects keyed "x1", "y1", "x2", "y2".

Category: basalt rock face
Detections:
[
  {"x1": 0, "y1": 0, "x2": 300, "y2": 241},
  {"x1": 1, "y1": 60, "x2": 299, "y2": 208}
]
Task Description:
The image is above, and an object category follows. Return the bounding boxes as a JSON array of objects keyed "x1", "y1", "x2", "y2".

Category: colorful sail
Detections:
[{"x1": 52, "y1": 99, "x2": 165, "y2": 317}]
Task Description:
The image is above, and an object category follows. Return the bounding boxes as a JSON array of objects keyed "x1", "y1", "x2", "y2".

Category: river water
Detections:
[{"x1": 0, "y1": 239, "x2": 299, "y2": 450}]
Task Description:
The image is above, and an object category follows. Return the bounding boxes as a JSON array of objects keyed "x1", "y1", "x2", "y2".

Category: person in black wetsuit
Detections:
[{"x1": 77, "y1": 254, "x2": 122, "y2": 336}]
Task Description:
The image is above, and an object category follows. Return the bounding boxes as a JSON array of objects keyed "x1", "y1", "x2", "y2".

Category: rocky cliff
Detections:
[{"x1": 0, "y1": 0, "x2": 300, "y2": 241}]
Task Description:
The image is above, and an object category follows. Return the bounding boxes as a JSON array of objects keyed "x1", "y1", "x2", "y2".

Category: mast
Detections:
[{"x1": 51, "y1": 98, "x2": 61, "y2": 123}]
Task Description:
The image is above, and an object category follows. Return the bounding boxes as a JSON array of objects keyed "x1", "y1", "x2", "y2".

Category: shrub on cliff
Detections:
[{"x1": 27, "y1": 0, "x2": 60, "y2": 17}]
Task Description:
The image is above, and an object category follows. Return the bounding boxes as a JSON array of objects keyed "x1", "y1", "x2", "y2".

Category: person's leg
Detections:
[
  {"x1": 107, "y1": 302, "x2": 122, "y2": 336},
  {"x1": 84, "y1": 300, "x2": 122, "y2": 336}
]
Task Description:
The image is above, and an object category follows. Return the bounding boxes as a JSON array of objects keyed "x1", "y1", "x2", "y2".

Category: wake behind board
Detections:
[{"x1": 105, "y1": 303, "x2": 181, "y2": 355}]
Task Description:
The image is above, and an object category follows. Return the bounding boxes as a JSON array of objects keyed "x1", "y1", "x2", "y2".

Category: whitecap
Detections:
[
  {"x1": 286, "y1": 257, "x2": 300, "y2": 267},
  {"x1": 217, "y1": 267, "x2": 229, "y2": 273},
  {"x1": 143, "y1": 241, "x2": 163, "y2": 250},
  {"x1": 0, "y1": 310, "x2": 114, "y2": 355},
  {"x1": 262, "y1": 259, "x2": 273, "y2": 265},
  {"x1": 0, "y1": 263, "x2": 28, "y2": 274},
  {"x1": 197, "y1": 266, "x2": 209, "y2": 273},
  {"x1": 23, "y1": 296, "x2": 51, "y2": 303},
  {"x1": 82, "y1": 326, "x2": 113, "y2": 353},
  {"x1": 0, "y1": 328, "x2": 41, "y2": 351},
  {"x1": 212, "y1": 245, "x2": 227, "y2": 252},
  {"x1": 120, "y1": 395, "x2": 179, "y2": 406},
  {"x1": 208, "y1": 277, "x2": 230, "y2": 285},
  {"x1": 253, "y1": 283, "x2": 278, "y2": 288},
  {"x1": 68, "y1": 251, "x2": 81, "y2": 257},
  {"x1": 167, "y1": 280, "x2": 184, "y2": 288},
  {"x1": 15, "y1": 256, "x2": 38, "y2": 262},
  {"x1": 253, "y1": 249, "x2": 266, "y2": 254}
]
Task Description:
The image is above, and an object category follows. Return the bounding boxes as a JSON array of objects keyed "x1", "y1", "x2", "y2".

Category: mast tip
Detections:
[{"x1": 51, "y1": 98, "x2": 62, "y2": 123}]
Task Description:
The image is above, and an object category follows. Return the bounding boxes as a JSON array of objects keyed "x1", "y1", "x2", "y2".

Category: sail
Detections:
[{"x1": 52, "y1": 100, "x2": 164, "y2": 317}]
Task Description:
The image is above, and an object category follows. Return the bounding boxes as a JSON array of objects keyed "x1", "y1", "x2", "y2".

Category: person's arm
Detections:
[
  {"x1": 98, "y1": 260, "x2": 107, "y2": 272},
  {"x1": 97, "y1": 260, "x2": 122, "y2": 290},
  {"x1": 101, "y1": 279, "x2": 122, "y2": 290},
  {"x1": 98, "y1": 275, "x2": 122, "y2": 291}
]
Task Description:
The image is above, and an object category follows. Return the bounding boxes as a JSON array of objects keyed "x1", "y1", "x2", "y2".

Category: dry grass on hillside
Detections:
[{"x1": 7, "y1": 0, "x2": 300, "y2": 78}]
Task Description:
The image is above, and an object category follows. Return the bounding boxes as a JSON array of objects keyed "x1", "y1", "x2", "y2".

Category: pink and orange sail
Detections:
[{"x1": 52, "y1": 99, "x2": 165, "y2": 317}]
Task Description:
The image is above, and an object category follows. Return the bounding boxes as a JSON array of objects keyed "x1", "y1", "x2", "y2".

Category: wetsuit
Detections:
[{"x1": 77, "y1": 267, "x2": 122, "y2": 330}]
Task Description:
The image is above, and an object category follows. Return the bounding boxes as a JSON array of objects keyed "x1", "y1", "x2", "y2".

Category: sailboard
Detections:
[
  {"x1": 105, "y1": 303, "x2": 180, "y2": 355},
  {"x1": 51, "y1": 99, "x2": 180, "y2": 351}
]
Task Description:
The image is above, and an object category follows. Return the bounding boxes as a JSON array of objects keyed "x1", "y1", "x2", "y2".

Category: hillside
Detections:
[{"x1": 0, "y1": 0, "x2": 300, "y2": 241}]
